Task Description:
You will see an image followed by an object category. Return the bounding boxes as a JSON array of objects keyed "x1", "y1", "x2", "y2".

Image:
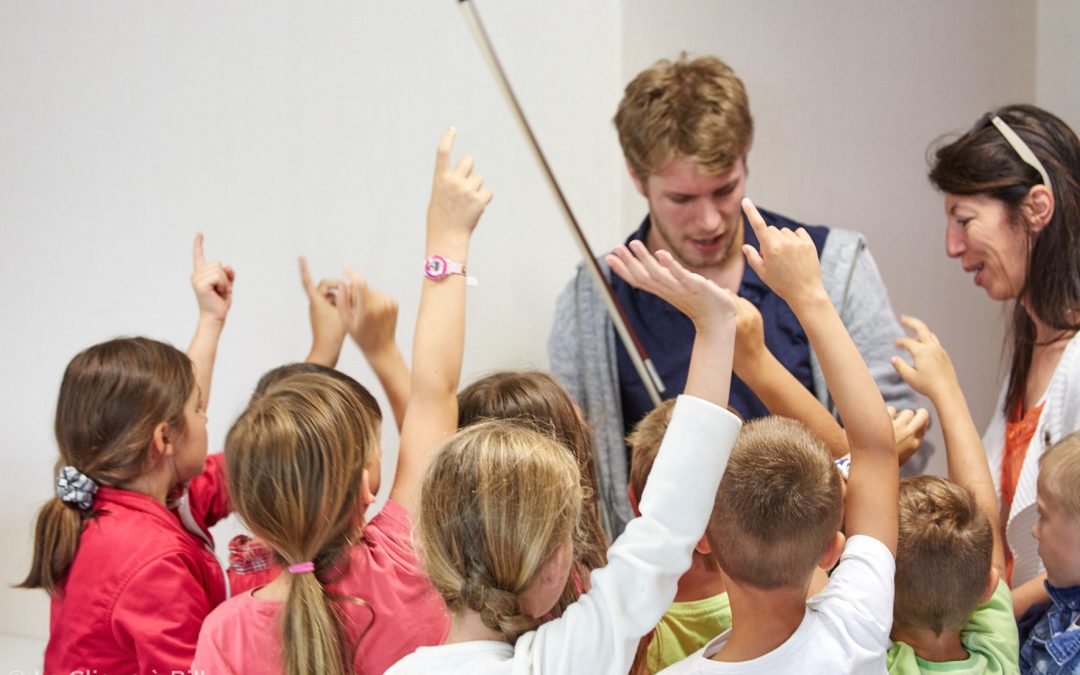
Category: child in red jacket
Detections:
[{"x1": 21, "y1": 235, "x2": 234, "y2": 673}]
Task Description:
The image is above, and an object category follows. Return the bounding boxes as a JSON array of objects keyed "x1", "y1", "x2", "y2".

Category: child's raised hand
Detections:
[
  {"x1": 336, "y1": 266, "x2": 400, "y2": 357},
  {"x1": 889, "y1": 405, "x2": 930, "y2": 465},
  {"x1": 740, "y1": 198, "x2": 825, "y2": 310},
  {"x1": 891, "y1": 315, "x2": 959, "y2": 403},
  {"x1": 426, "y1": 127, "x2": 493, "y2": 237},
  {"x1": 191, "y1": 233, "x2": 235, "y2": 324},
  {"x1": 299, "y1": 257, "x2": 346, "y2": 366},
  {"x1": 607, "y1": 240, "x2": 737, "y2": 332},
  {"x1": 732, "y1": 295, "x2": 766, "y2": 371}
]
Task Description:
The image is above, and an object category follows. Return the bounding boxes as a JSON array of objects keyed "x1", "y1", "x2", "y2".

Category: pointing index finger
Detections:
[
  {"x1": 435, "y1": 126, "x2": 457, "y2": 177},
  {"x1": 741, "y1": 198, "x2": 769, "y2": 245},
  {"x1": 299, "y1": 256, "x2": 316, "y2": 297},
  {"x1": 193, "y1": 233, "x2": 206, "y2": 269}
]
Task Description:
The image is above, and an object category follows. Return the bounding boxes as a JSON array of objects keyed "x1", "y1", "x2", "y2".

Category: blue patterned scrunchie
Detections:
[{"x1": 56, "y1": 465, "x2": 98, "y2": 510}]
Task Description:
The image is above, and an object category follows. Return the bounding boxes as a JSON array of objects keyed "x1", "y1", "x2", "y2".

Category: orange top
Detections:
[{"x1": 1001, "y1": 400, "x2": 1045, "y2": 585}]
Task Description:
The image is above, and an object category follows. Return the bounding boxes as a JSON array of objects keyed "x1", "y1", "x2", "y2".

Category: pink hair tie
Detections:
[{"x1": 287, "y1": 561, "x2": 315, "y2": 574}]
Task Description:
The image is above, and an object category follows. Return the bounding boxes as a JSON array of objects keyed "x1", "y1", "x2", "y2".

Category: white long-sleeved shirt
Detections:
[{"x1": 386, "y1": 395, "x2": 742, "y2": 675}]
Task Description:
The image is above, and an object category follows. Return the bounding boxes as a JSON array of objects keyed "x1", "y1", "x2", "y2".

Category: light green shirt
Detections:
[
  {"x1": 645, "y1": 592, "x2": 732, "y2": 674},
  {"x1": 886, "y1": 579, "x2": 1018, "y2": 674}
]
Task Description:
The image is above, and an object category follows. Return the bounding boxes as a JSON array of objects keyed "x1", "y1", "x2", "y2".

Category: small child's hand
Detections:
[
  {"x1": 732, "y1": 295, "x2": 766, "y2": 372},
  {"x1": 426, "y1": 127, "x2": 493, "y2": 238},
  {"x1": 336, "y1": 266, "x2": 400, "y2": 357},
  {"x1": 299, "y1": 257, "x2": 346, "y2": 366},
  {"x1": 891, "y1": 315, "x2": 960, "y2": 403},
  {"x1": 740, "y1": 198, "x2": 825, "y2": 310},
  {"x1": 191, "y1": 233, "x2": 235, "y2": 324},
  {"x1": 607, "y1": 240, "x2": 736, "y2": 333},
  {"x1": 889, "y1": 405, "x2": 930, "y2": 465}
]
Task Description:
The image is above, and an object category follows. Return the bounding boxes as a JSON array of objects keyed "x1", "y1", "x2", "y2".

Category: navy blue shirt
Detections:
[{"x1": 613, "y1": 208, "x2": 829, "y2": 440}]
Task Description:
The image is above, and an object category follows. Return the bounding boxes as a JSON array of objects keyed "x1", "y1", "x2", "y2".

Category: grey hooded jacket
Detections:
[{"x1": 549, "y1": 226, "x2": 928, "y2": 537}]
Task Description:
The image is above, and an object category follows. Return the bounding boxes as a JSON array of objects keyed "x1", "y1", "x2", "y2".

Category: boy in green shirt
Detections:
[{"x1": 888, "y1": 316, "x2": 1019, "y2": 673}]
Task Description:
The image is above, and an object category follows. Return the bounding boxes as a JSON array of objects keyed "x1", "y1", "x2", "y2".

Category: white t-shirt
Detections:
[
  {"x1": 386, "y1": 395, "x2": 743, "y2": 675},
  {"x1": 659, "y1": 535, "x2": 895, "y2": 675}
]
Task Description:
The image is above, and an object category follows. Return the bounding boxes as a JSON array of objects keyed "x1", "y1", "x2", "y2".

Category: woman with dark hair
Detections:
[{"x1": 928, "y1": 104, "x2": 1080, "y2": 615}]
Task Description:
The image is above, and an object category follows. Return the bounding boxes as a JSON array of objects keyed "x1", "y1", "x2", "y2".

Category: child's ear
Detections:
[
  {"x1": 694, "y1": 535, "x2": 712, "y2": 557},
  {"x1": 360, "y1": 468, "x2": 376, "y2": 508},
  {"x1": 818, "y1": 531, "x2": 846, "y2": 571},
  {"x1": 626, "y1": 484, "x2": 642, "y2": 517},
  {"x1": 151, "y1": 421, "x2": 172, "y2": 459},
  {"x1": 979, "y1": 566, "x2": 1000, "y2": 605}
]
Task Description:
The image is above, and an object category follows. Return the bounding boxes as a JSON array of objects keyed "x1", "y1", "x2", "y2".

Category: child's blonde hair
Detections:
[
  {"x1": 21, "y1": 337, "x2": 194, "y2": 593},
  {"x1": 894, "y1": 476, "x2": 992, "y2": 634},
  {"x1": 708, "y1": 416, "x2": 842, "y2": 589},
  {"x1": 1039, "y1": 431, "x2": 1080, "y2": 520},
  {"x1": 225, "y1": 371, "x2": 381, "y2": 675},
  {"x1": 457, "y1": 371, "x2": 607, "y2": 615},
  {"x1": 418, "y1": 419, "x2": 583, "y2": 642}
]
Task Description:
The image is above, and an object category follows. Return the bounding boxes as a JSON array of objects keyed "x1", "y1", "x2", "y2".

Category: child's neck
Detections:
[
  {"x1": 444, "y1": 609, "x2": 508, "y2": 645},
  {"x1": 710, "y1": 580, "x2": 806, "y2": 662},
  {"x1": 675, "y1": 554, "x2": 727, "y2": 602},
  {"x1": 252, "y1": 572, "x2": 291, "y2": 602},
  {"x1": 120, "y1": 462, "x2": 178, "y2": 506},
  {"x1": 890, "y1": 625, "x2": 968, "y2": 663}
]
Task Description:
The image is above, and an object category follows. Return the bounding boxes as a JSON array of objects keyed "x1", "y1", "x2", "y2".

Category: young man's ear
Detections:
[
  {"x1": 626, "y1": 159, "x2": 647, "y2": 197},
  {"x1": 1023, "y1": 184, "x2": 1055, "y2": 233},
  {"x1": 818, "y1": 531, "x2": 846, "y2": 571}
]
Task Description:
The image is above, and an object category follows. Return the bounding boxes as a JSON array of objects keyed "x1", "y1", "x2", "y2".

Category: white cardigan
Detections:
[{"x1": 983, "y1": 332, "x2": 1080, "y2": 586}]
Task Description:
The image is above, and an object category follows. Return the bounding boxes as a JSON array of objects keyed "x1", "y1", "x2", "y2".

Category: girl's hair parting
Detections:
[
  {"x1": 457, "y1": 371, "x2": 607, "y2": 616},
  {"x1": 21, "y1": 337, "x2": 194, "y2": 593},
  {"x1": 225, "y1": 370, "x2": 381, "y2": 675},
  {"x1": 418, "y1": 419, "x2": 583, "y2": 642},
  {"x1": 929, "y1": 104, "x2": 1080, "y2": 416}
]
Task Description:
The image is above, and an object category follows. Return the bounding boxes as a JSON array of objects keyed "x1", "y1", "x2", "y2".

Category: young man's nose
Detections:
[{"x1": 701, "y1": 199, "x2": 723, "y2": 230}]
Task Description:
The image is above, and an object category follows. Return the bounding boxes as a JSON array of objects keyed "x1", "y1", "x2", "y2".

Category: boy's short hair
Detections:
[
  {"x1": 894, "y1": 476, "x2": 992, "y2": 634},
  {"x1": 627, "y1": 399, "x2": 677, "y2": 502},
  {"x1": 1039, "y1": 431, "x2": 1080, "y2": 520},
  {"x1": 614, "y1": 54, "x2": 753, "y2": 181},
  {"x1": 707, "y1": 416, "x2": 842, "y2": 589}
]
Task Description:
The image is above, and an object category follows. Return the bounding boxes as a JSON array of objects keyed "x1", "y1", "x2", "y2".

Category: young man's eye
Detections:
[
  {"x1": 957, "y1": 218, "x2": 972, "y2": 227},
  {"x1": 669, "y1": 196, "x2": 691, "y2": 205}
]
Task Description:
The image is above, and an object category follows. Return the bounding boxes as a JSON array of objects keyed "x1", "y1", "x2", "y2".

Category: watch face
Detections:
[{"x1": 425, "y1": 255, "x2": 448, "y2": 279}]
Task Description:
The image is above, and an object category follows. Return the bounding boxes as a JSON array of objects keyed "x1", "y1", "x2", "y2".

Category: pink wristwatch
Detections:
[{"x1": 424, "y1": 254, "x2": 478, "y2": 286}]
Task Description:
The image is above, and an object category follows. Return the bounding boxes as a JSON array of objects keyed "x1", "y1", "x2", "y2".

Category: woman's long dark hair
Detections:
[{"x1": 929, "y1": 105, "x2": 1080, "y2": 415}]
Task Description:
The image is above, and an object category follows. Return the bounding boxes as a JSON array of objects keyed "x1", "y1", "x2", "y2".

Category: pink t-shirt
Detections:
[{"x1": 193, "y1": 500, "x2": 449, "y2": 674}]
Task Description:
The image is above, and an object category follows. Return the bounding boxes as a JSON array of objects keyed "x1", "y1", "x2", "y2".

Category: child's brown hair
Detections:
[
  {"x1": 894, "y1": 476, "x2": 993, "y2": 634},
  {"x1": 457, "y1": 370, "x2": 606, "y2": 615},
  {"x1": 627, "y1": 399, "x2": 677, "y2": 504},
  {"x1": 417, "y1": 419, "x2": 583, "y2": 642},
  {"x1": 225, "y1": 371, "x2": 381, "y2": 675},
  {"x1": 708, "y1": 416, "x2": 843, "y2": 589},
  {"x1": 21, "y1": 337, "x2": 194, "y2": 593}
]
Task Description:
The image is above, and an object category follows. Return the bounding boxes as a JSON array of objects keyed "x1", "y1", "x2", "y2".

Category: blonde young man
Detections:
[{"x1": 549, "y1": 54, "x2": 924, "y2": 538}]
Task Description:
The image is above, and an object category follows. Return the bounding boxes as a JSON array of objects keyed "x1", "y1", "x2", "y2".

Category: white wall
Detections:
[
  {"x1": 1037, "y1": 0, "x2": 1080, "y2": 129},
  {"x1": 2, "y1": 0, "x2": 1077, "y2": 651},
  {"x1": 0, "y1": 0, "x2": 622, "y2": 640},
  {"x1": 620, "y1": 0, "x2": 1038, "y2": 473}
]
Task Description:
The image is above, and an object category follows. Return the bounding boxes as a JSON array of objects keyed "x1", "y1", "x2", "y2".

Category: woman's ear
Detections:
[{"x1": 1023, "y1": 184, "x2": 1055, "y2": 234}]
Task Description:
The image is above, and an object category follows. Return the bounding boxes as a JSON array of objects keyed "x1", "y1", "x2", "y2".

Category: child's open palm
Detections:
[{"x1": 607, "y1": 240, "x2": 736, "y2": 333}]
